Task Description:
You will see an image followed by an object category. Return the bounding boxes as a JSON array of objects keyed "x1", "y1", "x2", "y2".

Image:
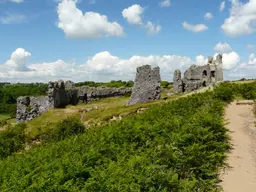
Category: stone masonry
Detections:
[
  {"x1": 17, "y1": 80, "x2": 132, "y2": 123},
  {"x1": 128, "y1": 65, "x2": 161, "y2": 106},
  {"x1": 173, "y1": 54, "x2": 223, "y2": 93}
]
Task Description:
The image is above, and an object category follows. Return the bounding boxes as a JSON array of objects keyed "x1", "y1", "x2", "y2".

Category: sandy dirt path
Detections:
[{"x1": 220, "y1": 102, "x2": 256, "y2": 192}]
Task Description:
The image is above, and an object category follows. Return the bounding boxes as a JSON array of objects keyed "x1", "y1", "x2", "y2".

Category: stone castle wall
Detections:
[
  {"x1": 16, "y1": 80, "x2": 132, "y2": 123},
  {"x1": 128, "y1": 65, "x2": 161, "y2": 105},
  {"x1": 173, "y1": 54, "x2": 223, "y2": 93}
]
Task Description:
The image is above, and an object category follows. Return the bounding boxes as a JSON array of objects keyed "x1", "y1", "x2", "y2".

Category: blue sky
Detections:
[{"x1": 0, "y1": 0, "x2": 256, "y2": 82}]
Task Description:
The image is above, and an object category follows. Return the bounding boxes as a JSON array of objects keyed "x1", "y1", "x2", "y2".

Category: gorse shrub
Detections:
[{"x1": 0, "y1": 123, "x2": 26, "y2": 159}]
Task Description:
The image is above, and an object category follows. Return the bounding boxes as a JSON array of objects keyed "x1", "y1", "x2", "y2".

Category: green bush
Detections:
[
  {"x1": 43, "y1": 117, "x2": 86, "y2": 143},
  {"x1": 213, "y1": 82, "x2": 234, "y2": 103},
  {"x1": 161, "y1": 81, "x2": 170, "y2": 88},
  {"x1": 0, "y1": 123, "x2": 26, "y2": 159},
  {"x1": 0, "y1": 91, "x2": 230, "y2": 191}
]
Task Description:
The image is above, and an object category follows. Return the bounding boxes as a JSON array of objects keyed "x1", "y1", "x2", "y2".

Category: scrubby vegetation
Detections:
[
  {"x1": 0, "y1": 123, "x2": 26, "y2": 159},
  {"x1": 0, "y1": 81, "x2": 255, "y2": 191}
]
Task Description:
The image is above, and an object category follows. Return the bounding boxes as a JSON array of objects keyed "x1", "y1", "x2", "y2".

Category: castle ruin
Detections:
[
  {"x1": 16, "y1": 80, "x2": 132, "y2": 123},
  {"x1": 173, "y1": 54, "x2": 223, "y2": 93},
  {"x1": 128, "y1": 65, "x2": 161, "y2": 105}
]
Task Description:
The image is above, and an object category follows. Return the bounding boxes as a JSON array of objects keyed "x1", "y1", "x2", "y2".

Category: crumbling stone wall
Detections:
[
  {"x1": 173, "y1": 70, "x2": 183, "y2": 93},
  {"x1": 17, "y1": 80, "x2": 132, "y2": 123},
  {"x1": 76, "y1": 86, "x2": 132, "y2": 103},
  {"x1": 173, "y1": 54, "x2": 223, "y2": 93},
  {"x1": 16, "y1": 96, "x2": 49, "y2": 123},
  {"x1": 128, "y1": 65, "x2": 161, "y2": 105}
]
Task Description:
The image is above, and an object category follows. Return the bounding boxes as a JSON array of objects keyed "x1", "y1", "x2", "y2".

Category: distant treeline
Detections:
[
  {"x1": 0, "y1": 83, "x2": 48, "y2": 117},
  {"x1": 75, "y1": 80, "x2": 172, "y2": 88},
  {"x1": 75, "y1": 80, "x2": 135, "y2": 88},
  {"x1": 0, "y1": 80, "x2": 172, "y2": 117}
]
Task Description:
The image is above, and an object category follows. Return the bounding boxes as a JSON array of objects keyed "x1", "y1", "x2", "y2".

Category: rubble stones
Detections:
[{"x1": 128, "y1": 65, "x2": 161, "y2": 105}]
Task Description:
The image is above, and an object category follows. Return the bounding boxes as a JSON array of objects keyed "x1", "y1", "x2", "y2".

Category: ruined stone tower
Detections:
[{"x1": 128, "y1": 65, "x2": 161, "y2": 105}]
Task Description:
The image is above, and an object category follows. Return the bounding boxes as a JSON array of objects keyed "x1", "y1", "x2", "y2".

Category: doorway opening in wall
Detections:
[
  {"x1": 202, "y1": 81, "x2": 206, "y2": 87},
  {"x1": 211, "y1": 71, "x2": 215, "y2": 77},
  {"x1": 83, "y1": 93, "x2": 88, "y2": 104},
  {"x1": 203, "y1": 70, "x2": 207, "y2": 77}
]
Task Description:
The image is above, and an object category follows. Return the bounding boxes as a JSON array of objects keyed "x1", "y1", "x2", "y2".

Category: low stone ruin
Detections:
[
  {"x1": 16, "y1": 80, "x2": 132, "y2": 123},
  {"x1": 128, "y1": 65, "x2": 161, "y2": 105},
  {"x1": 16, "y1": 96, "x2": 50, "y2": 123},
  {"x1": 173, "y1": 54, "x2": 223, "y2": 93}
]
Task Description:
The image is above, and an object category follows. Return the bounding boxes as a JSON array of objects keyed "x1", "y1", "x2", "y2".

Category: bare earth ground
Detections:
[{"x1": 220, "y1": 102, "x2": 256, "y2": 192}]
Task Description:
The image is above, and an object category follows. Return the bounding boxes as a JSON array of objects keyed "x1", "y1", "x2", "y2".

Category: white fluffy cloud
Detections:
[
  {"x1": 214, "y1": 42, "x2": 232, "y2": 53},
  {"x1": 195, "y1": 55, "x2": 207, "y2": 66},
  {"x1": 228, "y1": 53, "x2": 256, "y2": 79},
  {"x1": 3, "y1": 48, "x2": 31, "y2": 71},
  {"x1": 0, "y1": 48, "x2": 198, "y2": 82},
  {"x1": 160, "y1": 0, "x2": 170, "y2": 7},
  {"x1": 57, "y1": 0, "x2": 124, "y2": 39},
  {"x1": 145, "y1": 21, "x2": 161, "y2": 35},
  {"x1": 182, "y1": 21, "x2": 208, "y2": 33},
  {"x1": 221, "y1": 0, "x2": 256, "y2": 37},
  {"x1": 122, "y1": 4, "x2": 144, "y2": 25},
  {"x1": 220, "y1": 1, "x2": 225, "y2": 12},
  {"x1": 122, "y1": 4, "x2": 161, "y2": 35},
  {"x1": 214, "y1": 51, "x2": 240, "y2": 70},
  {"x1": 1, "y1": 48, "x2": 254, "y2": 83},
  {"x1": 204, "y1": 12, "x2": 213, "y2": 20}
]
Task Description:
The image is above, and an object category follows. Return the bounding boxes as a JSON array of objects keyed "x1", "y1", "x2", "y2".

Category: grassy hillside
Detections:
[{"x1": 0, "y1": 81, "x2": 255, "y2": 191}]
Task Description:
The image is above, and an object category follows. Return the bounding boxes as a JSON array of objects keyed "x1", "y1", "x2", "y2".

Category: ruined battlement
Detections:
[{"x1": 173, "y1": 54, "x2": 223, "y2": 93}]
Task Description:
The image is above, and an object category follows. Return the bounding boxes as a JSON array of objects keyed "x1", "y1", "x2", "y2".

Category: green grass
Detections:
[
  {"x1": 0, "y1": 114, "x2": 10, "y2": 121},
  {"x1": 25, "y1": 95, "x2": 180, "y2": 138},
  {"x1": 0, "y1": 90, "x2": 230, "y2": 191}
]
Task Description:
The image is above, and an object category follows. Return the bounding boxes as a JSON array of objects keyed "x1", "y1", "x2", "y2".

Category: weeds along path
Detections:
[{"x1": 220, "y1": 102, "x2": 256, "y2": 192}]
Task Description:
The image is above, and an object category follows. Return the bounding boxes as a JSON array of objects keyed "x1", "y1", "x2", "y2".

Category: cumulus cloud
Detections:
[
  {"x1": 214, "y1": 51, "x2": 240, "y2": 70},
  {"x1": 214, "y1": 42, "x2": 232, "y2": 53},
  {"x1": 221, "y1": 0, "x2": 256, "y2": 37},
  {"x1": 0, "y1": 48, "x2": 198, "y2": 82},
  {"x1": 228, "y1": 53, "x2": 256, "y2": 79},
  {"x1": 122, "y1": 4, "x2": 161, "y2": 35},
  {"x1": 57, "y1": 0, "x2": 124, "y2": 39},
  {"x1": 182, "y1": 21, "x2": 208, "y2": 33},
  {"x1": 204, "y1": 12, "x2": 213, "y2": 20},
  {"x1": 1, "y1": 48, "x2": 253, "y2": 83},
  {"x1": 122, "y1": 4, "x2": 144, "y2": 25},
  {"x1": 160, "y1": 0, "x2": 170, "y2": 7},
  {"x1": 220, "y1": 1, "x2": 225, "y2": 12},
  {"x1": 0, "y1": 13, "x2": 27, "y2": 24},
  {"x1": 3, "y1": 48, "x2": 31, "y2": 71},
  {"x1": 195, "y1": 55, "x2": 207, "y2": 66},
  {"x1": 145, "y1": 21, "x2": 161, "y2": 35}
]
